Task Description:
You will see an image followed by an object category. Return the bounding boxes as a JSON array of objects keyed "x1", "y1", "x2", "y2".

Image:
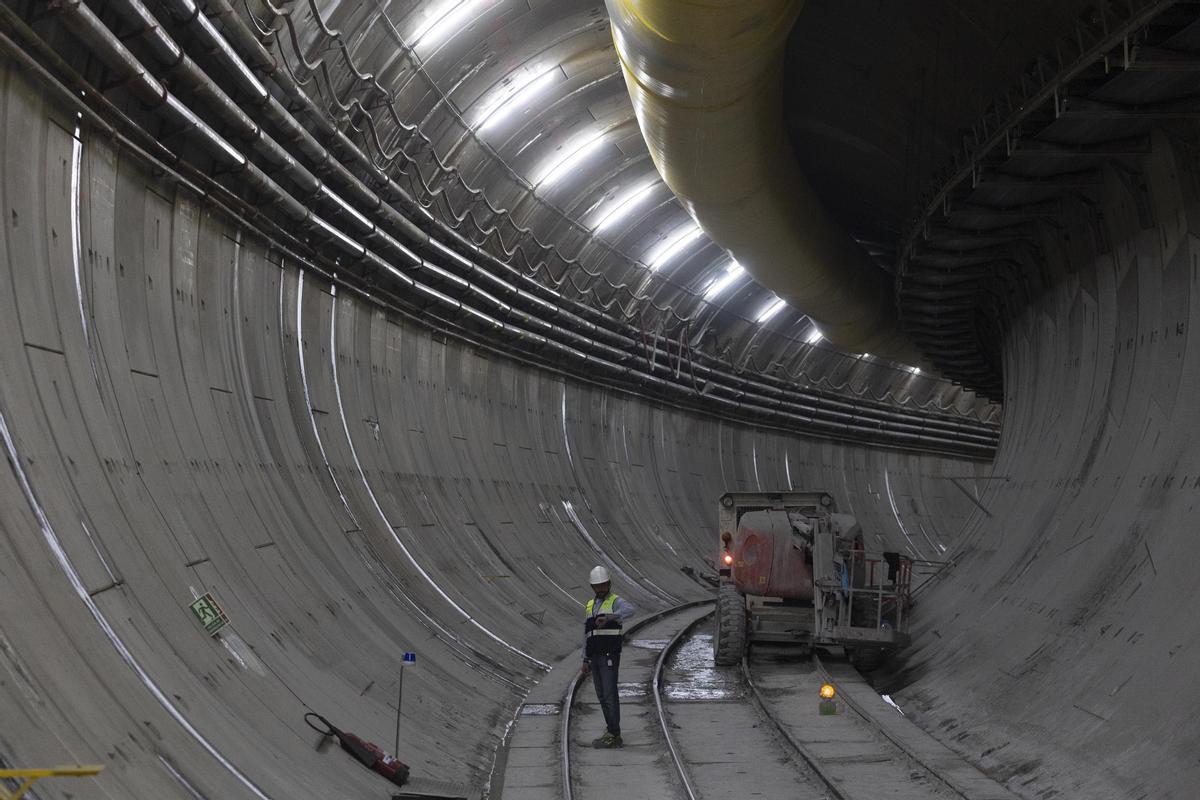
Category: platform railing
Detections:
[{"x1": 840, "y1": 553, "x2": 914, "y2": 634}]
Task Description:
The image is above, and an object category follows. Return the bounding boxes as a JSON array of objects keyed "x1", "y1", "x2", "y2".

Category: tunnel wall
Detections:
[
  {"x1": 897, "y1": 127, "x2": 1200, "y2": 799},
  {"x1": 0, "y1": 66, "x2": 985, "y2": 797}
]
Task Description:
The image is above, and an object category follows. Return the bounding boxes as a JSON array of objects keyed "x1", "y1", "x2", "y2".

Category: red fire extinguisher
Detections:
[{"x1": 305, "y1": 712, "x2": 410, "y2": 787}]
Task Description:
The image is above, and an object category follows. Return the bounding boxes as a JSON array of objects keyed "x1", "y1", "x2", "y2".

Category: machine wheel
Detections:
[
  {"x1": 849, "y1": 646, "x2": 885, "y2": 673},
  {"x1": 713, "y1": 583, "x2": 747, "y2": 666}
]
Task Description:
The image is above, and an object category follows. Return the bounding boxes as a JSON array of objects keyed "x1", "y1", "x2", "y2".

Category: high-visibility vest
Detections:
[{"x1": 584, "y1": 594, "x2": 623, "y2": 657}]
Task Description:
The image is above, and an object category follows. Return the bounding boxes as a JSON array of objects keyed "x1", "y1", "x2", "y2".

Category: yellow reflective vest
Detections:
[{"x1": 584, "y1": 593, "x2": 623, "y2": 658}]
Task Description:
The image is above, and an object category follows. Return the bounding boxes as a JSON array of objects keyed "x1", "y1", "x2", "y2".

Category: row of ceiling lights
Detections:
[
  {"x1": 376, "y1": 0, "x2": 839, "y2": 342},
  {"x1": 395, "y1": 1, "x2": 925, "y2": 371}
]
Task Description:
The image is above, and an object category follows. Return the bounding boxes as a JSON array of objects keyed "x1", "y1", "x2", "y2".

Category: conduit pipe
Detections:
[
  {"x1": 45, "y1": 0, "x2": 994, "y2": 454},
  {"x1": 107, "y1": 0, "x2": 991, "y2": 442},
  {"x1": 195, "y1": 0, "x2": 972, "y2": 417},
  {"x1": 604, "y1": 0, "x2": 920, "y2": 363}
]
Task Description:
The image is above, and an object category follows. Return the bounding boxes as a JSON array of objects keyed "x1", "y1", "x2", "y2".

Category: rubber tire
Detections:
[
  {"x1": 713, "y1": 583, "x2": 748, "y2": 666},
  {"x1": 849, "y1": 646, "x2": 885, "y2": 673}
]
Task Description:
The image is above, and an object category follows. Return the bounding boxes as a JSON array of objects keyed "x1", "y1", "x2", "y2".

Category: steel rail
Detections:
[
  {"x1": 743, "y1": 652, "x2": 1000, "y2": 800},
  {"x1": 740, "y1": 655, "x2": 850, "y2": 800},
  {"x1": 560, "y1": 600, "x2": 712, "y2": 800},
  {"x1": 649, "y1": 611, "x2": 715, "y2": 800},
  {"x1": 810, "y1": 654, "x2": 982, "y2": 800}
]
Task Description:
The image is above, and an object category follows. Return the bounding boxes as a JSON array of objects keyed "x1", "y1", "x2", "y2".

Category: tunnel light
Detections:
[
  {"x1": 594, "y1": 179, "x2": 659, "y2": 233},
  {"x1": 475, "y1": 66, "x2": 560, "y2": 133},
  {"x1": 411, "y1": 0, "x2": 491, "y2": 54},
  {"x1": 818, "y1": 681, "x2": 838, "y2": 715},
  {"x1": 805, "y1": 325, "x2": 823, "y2": 344},
  {"x1": 755, "y1": 296, "x2": 787, "y2": 323},
  {"x1": 535, "y1": 130, "x2": 610, "y2": 188},
  {"x1": 702, "y1": 261, "x2": 745, "y2": 300},
  {"x1": 647, "y1": 223, "x2": 702, "y2": 271}
]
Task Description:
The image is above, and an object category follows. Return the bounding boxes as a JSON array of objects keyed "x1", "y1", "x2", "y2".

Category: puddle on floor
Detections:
[
  {"x1": 628, "y1": 638, "x2": 670, "y2": 650},
  {"x1": 618, "y1": 682, "x2": 648, "y2": 700},
  {"x1": 663, "y1": 633, "x2": 744, "y2": 701},
  {"x1": 521, "y1": 703, "x2": 561, "y2": 716}
]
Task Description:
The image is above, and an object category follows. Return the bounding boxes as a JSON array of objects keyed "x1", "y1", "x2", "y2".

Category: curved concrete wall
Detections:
[
  {"x1": 0, "y1": 69, "x2": 984, "y2": 797},
  {"x1": 895, "y1": 129, "x2": 1200, "y2": 798}
]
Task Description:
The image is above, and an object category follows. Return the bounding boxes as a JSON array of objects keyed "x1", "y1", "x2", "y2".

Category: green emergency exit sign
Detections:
[{"x1": 190, "y1": 592, "x2": 230, "y2": 636}]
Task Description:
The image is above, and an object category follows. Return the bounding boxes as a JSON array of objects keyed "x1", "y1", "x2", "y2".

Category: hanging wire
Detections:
[{"x1": 237, "y1": 0, "x2": 987, "y2": 416}]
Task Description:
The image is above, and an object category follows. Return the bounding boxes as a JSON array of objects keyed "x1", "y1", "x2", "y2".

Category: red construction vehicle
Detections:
[{"x1": 712, "y1": 491, "x2": 913, "y2": 671}]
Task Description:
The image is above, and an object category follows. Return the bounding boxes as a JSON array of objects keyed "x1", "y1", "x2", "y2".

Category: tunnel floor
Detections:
[{"x1": 499, "y1": 605, "x2": 1017, "y2": 800}]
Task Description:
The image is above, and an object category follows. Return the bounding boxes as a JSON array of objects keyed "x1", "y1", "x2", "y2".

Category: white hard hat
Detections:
[{"x1": 588, "y1": 565, "x2": 610, "y2": 585}]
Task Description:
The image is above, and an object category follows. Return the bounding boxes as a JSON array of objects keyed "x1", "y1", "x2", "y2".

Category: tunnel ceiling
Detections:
[
  {"x1": 266, "y1": 0, "x2": 1009, "y2": 396},
  {"x1": 784, "y1": 0, "x2": 1099, "y2": 266},
  {"x1": 299, "y1": 0, "x2": 758, "y2": 322},
  {"x1": 268, "y1": 0, "x2": 1111, "y2": 405},
  {"x1": 8, "y1": 0, "x2": 1032, "y2": 456},
  {"x1": 891, "y1": 1, "x2": 1200, "y2": 399},
  {"x1": 18, "y1": 1, "x2": 1195, "y2": 443}
]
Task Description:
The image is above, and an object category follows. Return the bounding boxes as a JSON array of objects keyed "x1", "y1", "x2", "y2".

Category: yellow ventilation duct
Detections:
[{"x1": 606, "y1": 0, "x2": 919, "y2": 363}]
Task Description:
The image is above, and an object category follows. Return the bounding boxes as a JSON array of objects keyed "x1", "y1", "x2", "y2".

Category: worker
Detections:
[{"x1": 579, "y1": 565, "x2": 636, "y2": 748}]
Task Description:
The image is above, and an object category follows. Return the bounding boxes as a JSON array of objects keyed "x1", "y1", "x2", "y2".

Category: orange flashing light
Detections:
[
  {"x1": 723, "y1": 552, "x2": 734, "y2": 566},
  {"x1": 819, "y1": 683, "x2": 836, "y2": 700}
]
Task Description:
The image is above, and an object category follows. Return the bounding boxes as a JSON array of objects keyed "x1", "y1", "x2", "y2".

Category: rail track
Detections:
[
  {"x1": 740, "y1": 652, "x2": 1019, "y2": 800},
  {"x1": 560, "y1": 601, "x2": 712, "y2": 800},
  {"x1": 560, "y1": 603, "x2": 1016, "y2": 800}
]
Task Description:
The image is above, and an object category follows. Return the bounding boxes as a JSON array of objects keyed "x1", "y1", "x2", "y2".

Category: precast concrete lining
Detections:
[
  {"x1": 7, "y1": 2, "x2": 1200, "y2": 798},
  {"x1": 893, "y1": 0, "x2": 1197, "y2": 399},
  {"x1": 890, "y1": 123, "x2": 1200, "y2": 797},
  {"x1": 0, "y1": 66, "x2": 985, "y2": 797}
]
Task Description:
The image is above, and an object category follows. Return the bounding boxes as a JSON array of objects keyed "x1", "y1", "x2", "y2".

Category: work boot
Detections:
[{"x1": 592, "y1": 732, "x2": 623, "y2": 748}]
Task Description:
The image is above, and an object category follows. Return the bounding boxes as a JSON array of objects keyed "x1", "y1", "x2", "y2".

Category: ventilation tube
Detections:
[{"x1": 605, "y1": 0, "x2": 920, "y2": 364}]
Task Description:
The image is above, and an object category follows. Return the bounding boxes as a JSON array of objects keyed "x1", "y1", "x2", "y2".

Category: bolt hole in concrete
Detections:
[{"x1": 661, "y1": 633, "x2": 745, "y2": 701}]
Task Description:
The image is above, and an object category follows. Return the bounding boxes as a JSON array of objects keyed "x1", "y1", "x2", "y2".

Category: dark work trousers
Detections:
[{"x1": 591, "y1": 653, "x2": 621, "y2": 736}]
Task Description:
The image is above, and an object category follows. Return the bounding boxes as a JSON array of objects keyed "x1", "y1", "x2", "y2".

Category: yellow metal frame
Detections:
[{"x1": 0, "y1": 765, "x2": 103, "y2": 800}]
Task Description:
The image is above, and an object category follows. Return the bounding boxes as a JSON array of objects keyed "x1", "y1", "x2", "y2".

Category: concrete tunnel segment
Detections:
[
  {"x1": 0, "y1": 68, "x2": 985, "y2": 798},
  {"x1": 2, "y1": 16, "x2": 1200, "y2": 800}
]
